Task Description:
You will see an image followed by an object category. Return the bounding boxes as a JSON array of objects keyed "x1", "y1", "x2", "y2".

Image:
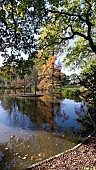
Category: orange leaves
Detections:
[{"x1": 38, "y1": 56, "x2": 66, "y2": 89}]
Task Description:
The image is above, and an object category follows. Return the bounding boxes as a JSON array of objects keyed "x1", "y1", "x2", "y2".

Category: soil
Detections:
[{"x1": 26, "y1": 133, "x2": 96, "y2": 170}]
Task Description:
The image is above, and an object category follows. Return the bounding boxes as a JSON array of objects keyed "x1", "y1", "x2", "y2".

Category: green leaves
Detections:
[
  {"x1": 0, "y1": 0, "x2": 96, "y2": 75},
  {"x1": 64, "y1": 37, "x2": 93, "y2": 69},
  {"x1": 79, "y1": 58, "x2": 96, "y2": 103}
]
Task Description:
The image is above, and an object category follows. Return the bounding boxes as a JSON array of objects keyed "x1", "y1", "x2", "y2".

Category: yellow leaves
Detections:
[
  {"x1": 3, "y1": 4, "x2": 11, "y2": 12},
  {"x1": 37, "y1": 50, "x2": 43, "y2": 58},
  {"x1": 16, "y1": 8, "x2": 24, "y2": 17},
  {"x1": 30, "y1": 153, "x2": 44, "y2": 161},
  {"x1": 3, "y1": 1, "x2": 26, "y2": 20},
  {"x1": 41, "y1": 31, "x2": 47, "y2": 39},
  {"x1": 3, "y1": 6, "x2": 8, "y2": 13},
  {"x1": 14, "y1": 153, "x2": 29, "y2": 160},
  {"x1": 40, "y1": 23, "x2": 60, "y2": 42}
]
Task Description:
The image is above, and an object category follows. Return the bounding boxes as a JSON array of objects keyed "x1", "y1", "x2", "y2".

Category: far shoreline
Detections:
[{"x1": 9, "y1": 93, "x2": 44, "y2": 97}]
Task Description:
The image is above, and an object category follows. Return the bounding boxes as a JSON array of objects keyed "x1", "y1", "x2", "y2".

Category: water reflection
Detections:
[
  {"x1": 0, "y1": 94, "x2": 87, "y2": 134},
  {"x1": 0, "y1": 93, "x2": 90, "y2": 170},
  {"x1": 75, "y1": 104, "x2": 95, "y2": 136}
]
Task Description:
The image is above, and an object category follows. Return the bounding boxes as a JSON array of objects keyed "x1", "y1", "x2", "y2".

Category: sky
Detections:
[
  {"x1": 55, "y1": 54, "x2": 80, "y2": 75},
  {"x1": 0, "y1": 55, "x2": 3, "y2": 67},
  {"x1": 0, "y1": 51, "x2": 28, "y2": 67}
]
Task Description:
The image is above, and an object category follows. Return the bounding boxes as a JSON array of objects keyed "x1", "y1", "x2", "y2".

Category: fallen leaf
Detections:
[
  {"x1": 5, "y1": 148, "x2": 8, "y2": 150},
  {"x1": 22, "y1": 156, "x2": 27, "y2": 160}
]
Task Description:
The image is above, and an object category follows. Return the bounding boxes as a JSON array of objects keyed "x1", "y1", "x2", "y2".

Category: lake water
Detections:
[{"x1": 0, "y1": 93, "x2": 89, "y2": 170}]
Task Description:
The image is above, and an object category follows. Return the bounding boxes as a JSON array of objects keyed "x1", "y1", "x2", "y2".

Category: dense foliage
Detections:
[
  {"x1": 0, "y1": 1, "x2": 96, "y2": 62},
  {"x1": 0, "y1": 0, "x2": 96, "y2": 100},
  {"x1": 79, "y1": 58, "x2": 96, "y2": 103}
]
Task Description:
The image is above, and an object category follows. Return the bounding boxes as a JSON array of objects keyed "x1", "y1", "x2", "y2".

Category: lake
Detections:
[{"x1": 0, "y1": 92, "x2": 92, "y2": 170}]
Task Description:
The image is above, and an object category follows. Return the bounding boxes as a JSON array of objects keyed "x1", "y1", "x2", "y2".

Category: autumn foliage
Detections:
[{"x1": 38, "y1": 55, "x2": 66, "y2": 90}]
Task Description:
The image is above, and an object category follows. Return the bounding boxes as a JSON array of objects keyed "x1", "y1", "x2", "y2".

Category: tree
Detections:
[
  {"x1": 0, "y1": 64, "x2": 12, "y2": 87},
  {"x1": 38, "y1": 55, "x2": 66, "y2": 90},
  {"x1": 78, "y1": 58, "x2": 96, "y2": 104},
  {"x1": 0, "y1": 54, "x2": 35, "y2": 94},
  {"x1": 0, "y1": 0, "x2": 96, "y2": 62},
  {"x1": 0, "y1": 0, "x2": 96, "y2": 95},
  {"x1": 38, "y1": 0, "x2": 96, "y2": 70},
  {"x1": 69, "y1": 73, "x2": 79, "y2": 84},
  {"x1": 28, "y1": 65, "x2": 39, "y2": 95},
  {"x1": 0, "y1": 75, "x2": 6, "y2": 87},
  {"x1": 14, "y1": 57, "x2": 35, "y2": 94},
  {"x1": 0, "y1": 0, "x2": 39, "y2": 56}
]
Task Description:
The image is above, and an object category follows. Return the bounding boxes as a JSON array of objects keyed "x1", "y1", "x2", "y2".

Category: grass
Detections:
[
  {"x1": 62, "y1": 84, "x2": 80, "y2": 89},
  {"x1": 61, "y1": 85, "x2": 81, "y2": 98}
]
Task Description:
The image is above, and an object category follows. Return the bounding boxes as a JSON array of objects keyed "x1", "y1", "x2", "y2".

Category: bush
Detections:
[{"x1": 62, "y1": 88, "x2": 81, "y2": 98}]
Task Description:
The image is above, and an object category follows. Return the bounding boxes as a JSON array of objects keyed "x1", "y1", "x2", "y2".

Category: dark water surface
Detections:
[{"x1": 0, "y1": 93, "x2": 89, "y2": 170}]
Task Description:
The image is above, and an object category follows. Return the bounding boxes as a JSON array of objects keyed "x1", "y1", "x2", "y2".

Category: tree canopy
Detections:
[
  {"x1": 0, "y1": 1, "x2": 96, "y2": 60},
  {"x1": 38, "y1": 0, "x2": 96, "y2": 69},
  {"x1": 38, "y1": 55, "x2": 66, "y2": 90}
]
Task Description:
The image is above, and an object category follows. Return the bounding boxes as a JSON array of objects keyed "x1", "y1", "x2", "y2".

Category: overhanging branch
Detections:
[{"x1": 48, "y1": 9, "x2": 86, "y2": 23}]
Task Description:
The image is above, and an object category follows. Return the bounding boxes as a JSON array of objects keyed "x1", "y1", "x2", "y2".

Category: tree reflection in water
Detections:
[
  {"x1": 0, "y1": 94, "x2": 71, "y2": 133},
  {"x1": 0, "y1": 92, "x2": 94, "y2": 170},
  {"x1": 75, "y1": 103, "x2": 96, "y2": 137}
]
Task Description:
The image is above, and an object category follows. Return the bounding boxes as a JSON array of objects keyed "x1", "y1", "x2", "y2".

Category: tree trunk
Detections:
[
  {"x1": 35, "y1": 82, "x2": 37, "y2": 96},
  {"x1": 89, "y1": 39, "x2": 96, "y2": 54},
  {"x1": 23, "y1": 78, "x2": 25, "y2": 95}
]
